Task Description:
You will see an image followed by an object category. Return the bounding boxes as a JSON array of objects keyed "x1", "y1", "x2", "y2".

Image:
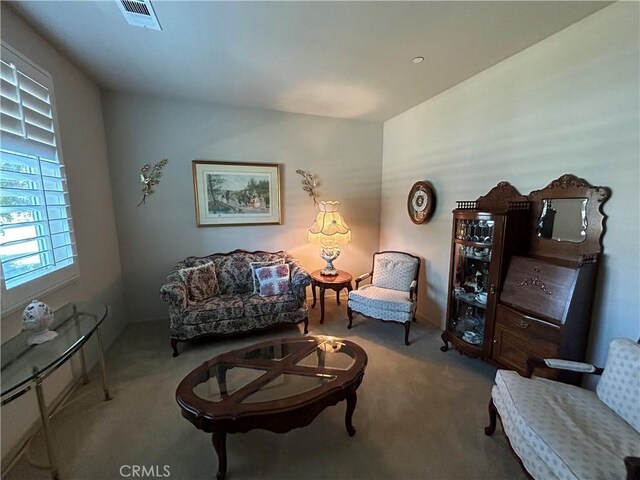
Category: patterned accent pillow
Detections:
[
  {"x1": 250, "y1": 259, "x2": 285, "y2": 294},
  {"x1": 178, "y1": 262, "x2": 220, "y2": 303},
  {"x1": 256, "y1": 264, "x2": 291, "y2": 297}
]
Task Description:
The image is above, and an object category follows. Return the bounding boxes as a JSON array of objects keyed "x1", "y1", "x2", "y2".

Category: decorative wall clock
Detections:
[{"x1": 407, "y1": 181, "x2": 436, "y2": 224}]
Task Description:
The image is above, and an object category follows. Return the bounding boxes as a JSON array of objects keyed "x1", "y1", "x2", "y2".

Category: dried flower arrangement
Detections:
[
  {"x1": 295, "y1": 169, "x2": 319, "y2": 205},
  {"x1": 138, "y1": 158, "x2": 168, "y2": 206}
]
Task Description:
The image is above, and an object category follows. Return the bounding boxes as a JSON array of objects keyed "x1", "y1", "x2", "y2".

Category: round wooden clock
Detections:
[{"x1": 407, "y1": 181, "x2": 436, "y2": 224}]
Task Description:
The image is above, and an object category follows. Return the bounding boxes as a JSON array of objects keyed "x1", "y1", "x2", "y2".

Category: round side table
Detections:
[{"x1": 310, "y1": 270, "x2": 353, "y2": 324}]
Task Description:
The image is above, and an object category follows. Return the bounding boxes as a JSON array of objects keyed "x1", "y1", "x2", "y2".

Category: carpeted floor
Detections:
[{"x1": 4, "y1": 298, "x2": 526, "y2": 480}]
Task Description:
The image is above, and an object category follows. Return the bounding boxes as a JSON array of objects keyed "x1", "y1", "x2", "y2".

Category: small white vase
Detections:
[{"x1": 22, "y1": 300, "x2": 58, "y2": 345}]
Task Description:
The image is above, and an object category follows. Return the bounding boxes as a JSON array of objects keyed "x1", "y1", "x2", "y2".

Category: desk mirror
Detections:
[
  {"x1": 537, "y1": 198, "x2": 588, "y2": 243},
  {"x1": 529, "y1": 174, "x2": 610, "y2": 263}
]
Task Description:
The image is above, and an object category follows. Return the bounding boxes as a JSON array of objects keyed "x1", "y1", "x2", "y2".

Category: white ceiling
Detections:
[{"x1": 8, "y1": 1, "x2": 609, "y2": 122}]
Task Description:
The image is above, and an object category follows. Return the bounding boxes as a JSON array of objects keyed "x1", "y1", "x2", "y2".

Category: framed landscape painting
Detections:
[{"x1": 192, "y1": 160, "x2": 282, "y2": 226}]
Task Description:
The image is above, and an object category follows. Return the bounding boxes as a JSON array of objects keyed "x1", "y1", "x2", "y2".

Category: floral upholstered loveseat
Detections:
[{"x1": 160, "y1": 249, "x2": 311, "y2": 356}]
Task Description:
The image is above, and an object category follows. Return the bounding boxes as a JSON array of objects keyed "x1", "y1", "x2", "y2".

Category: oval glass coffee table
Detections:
[{"x1": 176, "y1": 336, "x2": 367, "y2": 480}]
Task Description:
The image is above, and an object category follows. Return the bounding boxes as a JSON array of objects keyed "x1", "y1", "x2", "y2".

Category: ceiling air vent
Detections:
[{"x1": 116, "y1": 0, "x2": 162, "y2": 31}]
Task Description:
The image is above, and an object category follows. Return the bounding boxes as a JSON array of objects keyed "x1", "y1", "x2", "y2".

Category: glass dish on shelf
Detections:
[
  {"x1": 471, "y1": 247, "x2": 490, "y2": 258},
  {"x1": 462, "y1": 331, "x2": 483, "y2": 345},
  {"x1": 457, "y1": 291, "x2": 477, "y2": 303},
  {"x1": 463, "y1": 315, "x2": 480, "y2": 330}
]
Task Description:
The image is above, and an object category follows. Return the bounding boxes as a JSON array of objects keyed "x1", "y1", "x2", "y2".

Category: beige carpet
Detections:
[{"x1": 4, "y1": 299, "x2": 526, "y2": 480}]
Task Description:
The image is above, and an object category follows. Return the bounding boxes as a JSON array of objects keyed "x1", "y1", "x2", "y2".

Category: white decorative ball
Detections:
[{"x1": 22, "y1": 300, "x2": 57, "y2": 345}]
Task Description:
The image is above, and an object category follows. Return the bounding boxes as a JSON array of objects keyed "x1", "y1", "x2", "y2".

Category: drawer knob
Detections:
[{"x1": 515, "y1": 318, "x2": 531, "y2": 329}]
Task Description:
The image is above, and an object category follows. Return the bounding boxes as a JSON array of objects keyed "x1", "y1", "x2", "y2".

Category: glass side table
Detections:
[{"x1": 1, "y1": 302, "x2": 112, "y2": 480}]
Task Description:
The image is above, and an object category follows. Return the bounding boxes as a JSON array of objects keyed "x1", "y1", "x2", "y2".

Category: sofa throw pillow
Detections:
[
  {"x1": 256, "y1": 264, "x2": 291, "y2": 297},
  {"x1": 178, "y1": 262, "x2": 220, "y2": 303},
  {"x1": 250, "y1": 259, "x2": 285, "y2": 294}
]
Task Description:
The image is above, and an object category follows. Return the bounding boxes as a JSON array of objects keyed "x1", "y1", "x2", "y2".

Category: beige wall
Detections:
[
  {"x1": 101, "y1": 92, "x2": 383, "y2": 323},
  {"x1": 380, "y1": 2, "x2": 639, "y2": 366},
  {"x1": 0, "y1": 4, "x2": 126, "y2": 465}
]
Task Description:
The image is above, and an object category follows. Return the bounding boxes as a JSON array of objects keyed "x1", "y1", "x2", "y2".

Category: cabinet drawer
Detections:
[{"x1": 492, "y1": 304, "x2": 560, "y2": 375}]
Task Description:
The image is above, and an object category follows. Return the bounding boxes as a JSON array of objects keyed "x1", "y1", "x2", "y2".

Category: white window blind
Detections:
[{"x1": 1, "y1": 43, "x2": 79, "y2": 313}]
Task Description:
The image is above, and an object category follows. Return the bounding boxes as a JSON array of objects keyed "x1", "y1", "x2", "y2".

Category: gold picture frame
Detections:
[{"x1": 192, "y1": 160, "x2": 282, "y2": 227}]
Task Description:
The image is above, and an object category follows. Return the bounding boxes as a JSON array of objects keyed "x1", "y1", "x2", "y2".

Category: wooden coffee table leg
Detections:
[
  {"x1": 211, "y1": 424, "x2": 227, "y2": 480},
  {"x1": 345, "y1": 387, "x2": 357, "y2": 437}
]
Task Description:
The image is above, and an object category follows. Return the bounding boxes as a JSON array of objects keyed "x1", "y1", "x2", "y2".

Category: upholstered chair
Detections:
[{"x1": 347, "y1": 251, "x2": 421, "y2": 345}]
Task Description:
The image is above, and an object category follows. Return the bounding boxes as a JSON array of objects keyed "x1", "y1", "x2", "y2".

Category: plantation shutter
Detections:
[{"x1": 0, "y1": 43, "x2": 78, "y2": 304}]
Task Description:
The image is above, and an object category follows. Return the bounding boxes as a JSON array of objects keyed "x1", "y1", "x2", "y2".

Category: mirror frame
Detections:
[{"x1": 528, "y1": 174, "x2": 611, "y2": 263}]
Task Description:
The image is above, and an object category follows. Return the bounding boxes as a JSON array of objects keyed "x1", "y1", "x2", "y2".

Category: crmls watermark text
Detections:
[{"x1": 119, "y1": 465, "x2": 171, "y2": 478}]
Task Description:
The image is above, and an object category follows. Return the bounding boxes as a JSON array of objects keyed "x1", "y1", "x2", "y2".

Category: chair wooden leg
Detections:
[
  {"x1": 404, "y1": 322, "x2": 410, "y2": 346},
  {"x1": 624, "y1": 456, "x2": 640, "y2": 480},
  {"x1": 485, "y1": 397, "x2": 497, "y2": 436},
  {"x1": 347, "y1": 307, "x2": 353, "y2": 329},
  {"x1": 171, "y1": 338, "x2": 180, "y2": 358}
]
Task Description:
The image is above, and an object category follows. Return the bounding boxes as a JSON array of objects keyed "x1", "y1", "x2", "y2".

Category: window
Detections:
[{"x1": 1, "y1": 43, "x2": 79, "y2": 314}]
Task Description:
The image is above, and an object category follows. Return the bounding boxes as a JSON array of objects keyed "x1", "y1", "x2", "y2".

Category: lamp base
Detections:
[
  {"x1": 320, "y1": 267, "x2": 339, "y2": 276},
  {"x1": 319, "y1": 247, "x2": 340, "y2": 276}
]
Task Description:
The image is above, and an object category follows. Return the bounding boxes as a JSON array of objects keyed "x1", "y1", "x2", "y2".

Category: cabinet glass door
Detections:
[{"x1": 448, "y1": 218, "x2": 494, "y2": 348}]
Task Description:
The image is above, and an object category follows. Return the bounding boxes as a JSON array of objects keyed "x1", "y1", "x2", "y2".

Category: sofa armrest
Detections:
[
  {"x1": 525, "y1": 357, "x2": 604, "y2": 378},
  {"x1": 286, "y1": 256, "x2": 311, "y2": 295},
  {"x1": 355, "y1": 272, "x2": 372, "y2": 289},
  {"x1": 160, "y1": 274, "x2": 188, "y2": 310}
]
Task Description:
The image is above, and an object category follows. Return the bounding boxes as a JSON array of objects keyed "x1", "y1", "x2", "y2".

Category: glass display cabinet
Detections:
[
  {"x1": 441, "y1": 182, "x2": 530, "y2": 358},
  {"x1": 445, "y1": 214, "x2": 496, "y2": 354}
]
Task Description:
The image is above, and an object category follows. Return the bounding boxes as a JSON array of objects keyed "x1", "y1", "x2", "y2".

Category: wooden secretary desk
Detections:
[{"x1": 441, "y1": 174, "x2": 611, "y2": 382}]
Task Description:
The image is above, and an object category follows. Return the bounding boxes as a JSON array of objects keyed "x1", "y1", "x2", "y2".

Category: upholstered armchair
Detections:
[
  {"x1": 485, "y1": 338, "x2": 640, "y2": 480},
  {"x1": 347, "y1": 251, "x2": 421, "y2": 345}
]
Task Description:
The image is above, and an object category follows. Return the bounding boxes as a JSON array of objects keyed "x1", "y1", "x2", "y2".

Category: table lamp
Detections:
[{"x1": 308, "y1": 201, "x2": 351, "y2": 276}]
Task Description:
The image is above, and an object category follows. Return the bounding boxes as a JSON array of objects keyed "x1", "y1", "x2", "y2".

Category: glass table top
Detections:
[
  {"x1": 191, "y1": 337, "x2": 360, "y2": 404},
  {"x1": 296, "y1": 340, "x2": 355, "y2": 370},
  {"x1": 193, "y1": 365, "x2": 266, "y2": 402},
  {"x1": 240, "y1": 341, "x2": 305, "y2": 361},
  {"x1": 1, "y1": 303, "x2": 108, "y2": 398},
  {"x1": 242, "y1": 373, "x2": 334, "y2": 404}
]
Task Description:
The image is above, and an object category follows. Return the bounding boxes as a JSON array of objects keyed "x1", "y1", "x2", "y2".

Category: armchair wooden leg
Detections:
[
  {"x1": 303, "y1": 317, "x2": 309, "y2": 334},
  {"x1": 347, "y1": 307, "x2": 353, "y2": 329},
  {"x1": 484, "y1": 397, "x2": 497, "y2": 436},
  {"x1": 404, "y1": 322, "x2": 410, "y2": 346}
]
